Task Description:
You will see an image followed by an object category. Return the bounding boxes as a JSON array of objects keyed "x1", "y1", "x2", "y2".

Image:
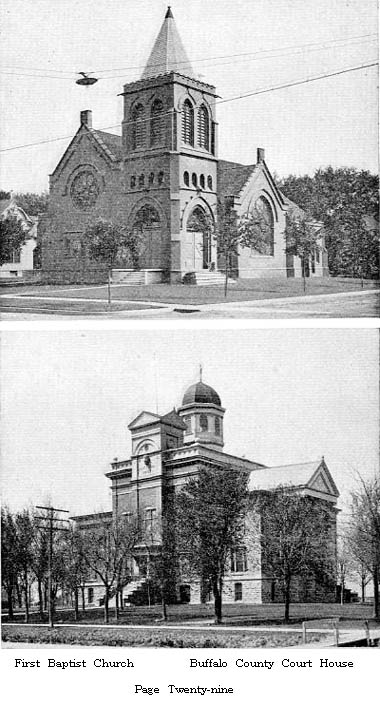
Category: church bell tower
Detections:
[{"x1": 120, "y1": 7, "x2": 219, "y2": 281}]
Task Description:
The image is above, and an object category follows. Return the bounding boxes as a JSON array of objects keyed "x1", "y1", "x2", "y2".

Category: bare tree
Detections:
[
  {"x1": 348, "y1": 475, "x2": 380, "y2": 618},
  {"x1": 253, "y1": 486, "x2": 336, "y2": 622},
  {"x1": 1, "y1": 507, "x2": 19, "y2": 619},
  {"x1": 79, "y1": 515, "x2": 138, "y2": 623}
]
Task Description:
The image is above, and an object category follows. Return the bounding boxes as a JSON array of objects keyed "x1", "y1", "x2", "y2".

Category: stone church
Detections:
[
  {"x1": 73, "y1": 375, "x2": 339, "y2": 607},
  {"x1": 42, "y1": 8, "x2": 327, "y2": 284}
]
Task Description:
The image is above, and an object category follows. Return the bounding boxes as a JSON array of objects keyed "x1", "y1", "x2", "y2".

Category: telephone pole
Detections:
[{"x1": 35, "y1": 506, "x2": 69, "y2": 627}]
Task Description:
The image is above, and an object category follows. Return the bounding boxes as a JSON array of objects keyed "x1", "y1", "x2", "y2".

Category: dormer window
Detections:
[
  {"x1": 198, "y1": 104, "x2": 209, "y2": 150},
  {"x1": 182, "y1": 99, "x2": 194, "y2": 146}
]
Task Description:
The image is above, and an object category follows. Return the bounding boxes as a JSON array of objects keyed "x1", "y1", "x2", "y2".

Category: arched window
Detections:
[
  {"x1": 130, "y1": 175, "x2": 136, "y2": 188},
  {"x1": 149, "y1": 172, "x2": 154, "y2": 185},
  {"x1": 184, "y1": 171, "x2": 190, "y2": 187},
  {"x1": 150, "y1": 99, "x2": 164, "y2": 146},
  {"x1": 138, "y1": 174, "x2": 145, "y2": 188},
  {"x1": 131, "y1": 103, "x2": 146, "y2": 150},
  {"x1": 132, "y1": 204, "x2": 160, "y2": 230},
  {"x1": 182, "y1": 99, "x2": 194, "y2": 146},
  {"x1": 253, "y1": 196, "x2": 275, "y2": 256},
  {"x1": 215, "y1": 416, "x2": 221, "y2": 435},
  {"x1": 198, "y1": 104, "x2": 209, "y2": 150},
  {"x1": 199, "y1": 174, "x2": 205, "y2": 189},
  {"x1": 192, "y1": 172, "x2": 198, "y2": 188},
  {"x1": 187, "y1": 206, "x2": 208, "y2": 232},
  {"x1": 207, "y1": 175, "x2": 213, "y2": 190},
  {"x1": 158, "y1": 171, "x2": 164, "y2": 185},
  {"x1": 199, "y1": 414, "x2": 208, "y2": 431}
]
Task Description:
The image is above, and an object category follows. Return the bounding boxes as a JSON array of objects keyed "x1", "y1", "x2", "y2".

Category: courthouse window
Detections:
[{"x1": 231, "y1": 548, "x2": 248, "y2": 572}]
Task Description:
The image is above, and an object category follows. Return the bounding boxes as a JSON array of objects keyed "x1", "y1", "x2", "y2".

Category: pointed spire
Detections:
[{"x1": 141, "y1": 8, "x2": 196, "y2": 80}]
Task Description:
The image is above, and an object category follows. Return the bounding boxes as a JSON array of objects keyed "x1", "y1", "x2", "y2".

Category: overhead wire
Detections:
[
  {"x1": 0, "y1": 61, "x2": 377, "y2": 154},
  {"x1": 0, "y1": 32, "x2": 376, "y2": 81}
]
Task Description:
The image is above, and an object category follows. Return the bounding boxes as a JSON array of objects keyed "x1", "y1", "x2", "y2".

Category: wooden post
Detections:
[
  {"x1": 364, "y1": 619, "x2": 371, "y2": 647},
  {"x1": 302, "y1": 621, "x2": 307, "y2": 645},
  {"x1": 334, "y1": 621, "x2": 339, "y2": 647}
]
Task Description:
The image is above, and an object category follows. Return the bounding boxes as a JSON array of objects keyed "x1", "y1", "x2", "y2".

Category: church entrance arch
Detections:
[
  {"x1": 131, "y1": 204, "x2": 164, "y2": 269},
  {"x1": 186, "y1": 206, "x2": 212, "y2": 271}
]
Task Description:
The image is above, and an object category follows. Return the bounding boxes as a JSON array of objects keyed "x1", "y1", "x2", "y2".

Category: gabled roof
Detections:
[
  {"x1": 160, "y1": 410, "x2": 187, "y2": 430},
  {"x1": 249, "y1": 459, "x2": 339, "y2": 498},
  {"x1": 128, "y1": 411, "x2": 161, "y2": 430},
  {"x1": 141, "y1": 7, "x2": 196, "y2": 80},
  {"x1": 91, "y1": 129, "x2": 123, "y2": 161},
  {"x1": 218, "y1": 160, "x2": 257, "y2": 198}
]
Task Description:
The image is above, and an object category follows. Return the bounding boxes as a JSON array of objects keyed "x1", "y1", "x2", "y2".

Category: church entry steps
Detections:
[{"x1": 182, "y1": 270, "x2": 236, "y2": 286}]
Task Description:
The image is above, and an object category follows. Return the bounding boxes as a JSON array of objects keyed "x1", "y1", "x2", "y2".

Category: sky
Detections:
[
  {"x1": 0, "y1": 0, "x2": 378, "y2": 192},
  {"x1": 1, "y1": 328, "x2": 378, "y2": 518}
]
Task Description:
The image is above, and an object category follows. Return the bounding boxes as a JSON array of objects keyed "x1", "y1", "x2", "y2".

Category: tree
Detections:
[
  {"x1": 213, "y1": 200, "x2": 272, "y2": 297},
  {"x1": 279, "y1": 167, "x2": 379, "y2": 280},
  {"x1": 83, "y1": 219, "x2": 142, "y2": 305},
  {"x1": 14, "y1": 510, "x2": 35, "y2": 623},
  {"x1": 285, "y1": 213, "x2": 322, "y2": 292},
  {"x1": 14, "y1": 191, "x2": 49, "y2": 216},
  {"x1": 253, "y1": 486, "x2": 335, "y2": 622},
  {"x1": 0, "y1": 215, "x2": 26, "y2": 266},
  {"x1": 1, "y1": 507, "x2": 19, "y2": 618},
  {"x1": 348, "y1": 476, "x2": 380, "y2": 619},
  {"x1": 30, "y1": 516, "x2": 49, "y2": 617},
  {"x1": 175, "y1": 467, "x2": 249, "y2": 624},
  {"x1": 79, "y1": 515, "x2": 138, "y2": 623},
  {"x1": 61, "y1": 526, "x2": 90, "y2": 621}
]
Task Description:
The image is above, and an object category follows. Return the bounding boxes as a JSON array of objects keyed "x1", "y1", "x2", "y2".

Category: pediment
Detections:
[
  {"x1": 308, "y1": 462, "x2": 339, "y2": 498},
  {"x1": 51, "y1": 126, "x2": 117, "y2": 181},
  {"x1": 241, "y1": 162, "x2": 285, "y2": 212},
  {"x1": 128, "y1": 411, "x2": 161, "y2": 430}
]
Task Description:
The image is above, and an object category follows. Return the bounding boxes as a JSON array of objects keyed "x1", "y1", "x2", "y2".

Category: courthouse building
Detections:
[
  {"x1": 73, "y1": 375, "x2": 339, "y2": 607},
  {"x1": 42, "y1": 8, "x2": 327, "y2": 283}
]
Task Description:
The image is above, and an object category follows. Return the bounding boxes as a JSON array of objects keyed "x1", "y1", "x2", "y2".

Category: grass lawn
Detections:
[
  {"x1": 1, "y1": 624, "x2": 327, "y2": 648},
  {"x1": 3, "y1": 277, "x2": 379, "y2": 307}
]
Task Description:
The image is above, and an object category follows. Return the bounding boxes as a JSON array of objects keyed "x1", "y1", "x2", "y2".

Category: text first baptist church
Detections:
[{"x1": 42, "y1": 8, "x2": 327, "y2": 284}]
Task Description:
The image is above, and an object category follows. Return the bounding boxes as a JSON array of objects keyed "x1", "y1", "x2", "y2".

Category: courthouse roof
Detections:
[
  {"x1": 249, "y1": 459, "x2": 339, "y2": 498},
  {"x1": 141, "y1": 7, "x2": 196, "y2": 80}
]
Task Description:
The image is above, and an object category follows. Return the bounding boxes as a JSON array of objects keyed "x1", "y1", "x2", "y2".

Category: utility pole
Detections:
[{"x1": 35, "y1": 506, "x2": 69, "y2": 628}]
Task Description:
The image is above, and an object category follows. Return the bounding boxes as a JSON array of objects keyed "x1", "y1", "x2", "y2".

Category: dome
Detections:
[{"x1": 182, "y1": 381, "x2": 221, "y2": 407}]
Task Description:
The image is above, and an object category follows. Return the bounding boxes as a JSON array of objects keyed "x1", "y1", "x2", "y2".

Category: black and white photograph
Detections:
[
  {"x1": 0, "y1": 1, "x2": 379, "y2": 701},
  {"x1": 0, "y1": 0, "x2": 378, "y2": 318},
  {"x1": 1, "y1": 329, "x2": 379, "y2": 648}
]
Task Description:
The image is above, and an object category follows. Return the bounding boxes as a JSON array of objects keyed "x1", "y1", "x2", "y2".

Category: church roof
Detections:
[
  {"x1": 218, "y1": 160, "x2": 257, "y2": 198},
  {"x1": 182, "y1": 381, "x2": 222, "y2": 407},
  {"x1": 91, "y1": 129, "x2": 123, "y2": 160},
  {"x1": 141, "y1": 7, "x2": 196, "y2": 80}
]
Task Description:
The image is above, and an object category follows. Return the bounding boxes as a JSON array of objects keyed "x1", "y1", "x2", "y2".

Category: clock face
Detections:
[{"x1": 70, "y1": 170, "x2": 100, "y2": 209}]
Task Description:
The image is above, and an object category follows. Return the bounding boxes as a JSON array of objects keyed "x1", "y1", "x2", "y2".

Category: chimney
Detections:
[
  {"x1": 257, "y1": 147, "x2": 265, "y2": 163},
  {"x1": 80, "y1": 110, "x2": 92, "y2": 128}
]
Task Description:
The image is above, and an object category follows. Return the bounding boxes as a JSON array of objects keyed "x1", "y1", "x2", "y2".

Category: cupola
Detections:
[{"x1": 178, "y1": 370, "x2": 225, "y2": 449}]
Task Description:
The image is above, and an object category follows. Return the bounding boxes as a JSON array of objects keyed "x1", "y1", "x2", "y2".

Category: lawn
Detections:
[
  {"x1": 1, "y1": 624, "x2": 327, "y2": 648},
  {"x1": 3, "y1": 277, "x2": 379, "y2": 307}
]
